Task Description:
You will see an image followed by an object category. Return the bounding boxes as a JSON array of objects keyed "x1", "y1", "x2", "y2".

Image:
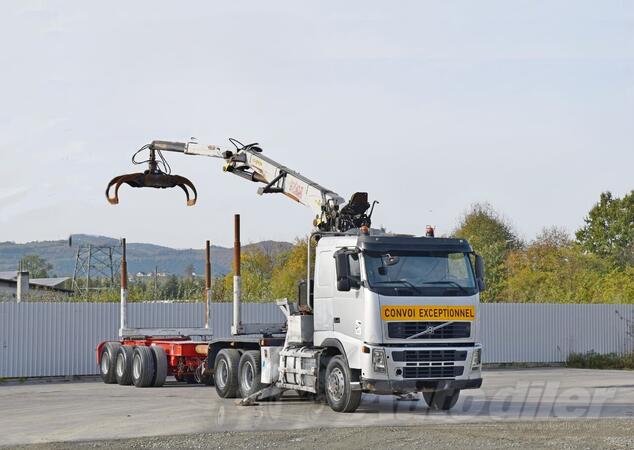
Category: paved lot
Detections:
[{"x1": 1, "y1": 368, "x2": 633, "y2": 448}]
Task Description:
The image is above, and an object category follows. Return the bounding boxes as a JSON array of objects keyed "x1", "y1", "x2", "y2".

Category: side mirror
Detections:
[
  {"x1": 334, "y1": 251, "x2": 351, "y2": 292},
  {"x1": 475, "y1": 254, "x2": 486, "y2": 291}
]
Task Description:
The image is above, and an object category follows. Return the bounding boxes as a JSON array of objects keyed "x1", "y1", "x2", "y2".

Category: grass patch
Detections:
[{"x1": 566, "y1": 351, "x2": 634, "y2": 369}]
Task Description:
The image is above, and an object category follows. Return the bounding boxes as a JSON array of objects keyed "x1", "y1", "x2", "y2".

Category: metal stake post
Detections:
[
  {"x1": 205, "y1": 240, "x2": 213, "y2": 330},
  {"x1": 232, "y1": 214, "x2": 241, "y2": 335},
  {"x1": 119, "y1": 238, "x2": 128, "y2": 337}
]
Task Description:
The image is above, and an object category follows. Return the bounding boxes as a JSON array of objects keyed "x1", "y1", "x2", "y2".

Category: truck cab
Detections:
[
  {"x1": 312, "y1": 233, "x2": 483, "y2": 408},
  {"x1": 208, "y1": 229, "x2": 485, "y2": 413}
]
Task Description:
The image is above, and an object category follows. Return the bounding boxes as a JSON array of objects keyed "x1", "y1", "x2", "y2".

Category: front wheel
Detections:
[
  {"x1": 324, "y1": 355, "x2": 361, "y2": 413},
  {"x1": 423, "y1": 389, "x2": 460, "y2": 410}
]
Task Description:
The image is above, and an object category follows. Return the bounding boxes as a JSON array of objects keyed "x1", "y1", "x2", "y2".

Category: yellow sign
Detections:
[{"x1": 381, "y1": 305, "x2": 476, "y2": 321}]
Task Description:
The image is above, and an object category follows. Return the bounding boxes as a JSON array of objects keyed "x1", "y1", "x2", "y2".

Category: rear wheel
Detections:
[
  {"x1": 99, "y1": 342, "x2": 121, "y2": 384},
  {"x1": 132, "y1": 346, "x2": 156, "y2": 387},
  {"x1": 151, "y1": 346, "x2": 167, "y2": 387},
  {"x1": 324, "y1": 355, "x2": 362, "y2": 413},
  {"x1": 423, "y1": 389, "x2": 460, "y2": 410},
  {"x1": 115, "y1": 345, "x2": 134, "y2": 385},
  {"x1": 238, "y1": 350, "x2": 263, "y2": 398},
  {"x1": 214, "y1": 349, "x2": 240, "y2": 398}
]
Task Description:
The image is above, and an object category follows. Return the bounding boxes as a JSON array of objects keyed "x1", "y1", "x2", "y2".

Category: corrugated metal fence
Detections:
[{"x1": 1, "y1": 303, "x2": 632, "y2": 377}]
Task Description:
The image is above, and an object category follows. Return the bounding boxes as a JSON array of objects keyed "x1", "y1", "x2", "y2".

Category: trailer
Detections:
[{"x1": 97, "y1": 239, "x2": 215, "y2": 387}]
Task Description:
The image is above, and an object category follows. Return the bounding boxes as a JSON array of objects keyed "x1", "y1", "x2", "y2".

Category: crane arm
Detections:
[{"x1": 106, "y1": 138, "x2": 375, "y2": 232}]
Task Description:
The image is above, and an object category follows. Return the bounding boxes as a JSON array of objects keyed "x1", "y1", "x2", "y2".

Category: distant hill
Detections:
[{"x1": 0, "y1": 234, "x2": 293, "y2": 277}]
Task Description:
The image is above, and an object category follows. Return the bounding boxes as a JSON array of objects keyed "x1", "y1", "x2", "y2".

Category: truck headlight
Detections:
[
  {"x1": 372, "y1": 348, "x2": 386, "y2": 373},
  {"x1": 472, "y1": 348, "x2": 482, "y2": 368}
]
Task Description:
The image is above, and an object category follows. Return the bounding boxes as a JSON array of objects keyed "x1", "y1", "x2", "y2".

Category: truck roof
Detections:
[{"x1": 317, "y1": 233, "x2": 473, "y2": 253}]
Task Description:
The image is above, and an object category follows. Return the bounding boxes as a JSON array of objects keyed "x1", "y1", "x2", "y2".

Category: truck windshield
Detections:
[{"x1": 364, "y1": 252, "x2": 477, "y2": 297}]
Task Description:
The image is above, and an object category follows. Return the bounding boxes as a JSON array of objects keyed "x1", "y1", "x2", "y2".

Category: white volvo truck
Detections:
[{"x1": 106, "y1": 138, "x2": 485, "y2": 412}]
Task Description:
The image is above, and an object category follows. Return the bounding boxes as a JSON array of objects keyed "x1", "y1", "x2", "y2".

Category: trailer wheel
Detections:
[
  {"x1": 238, "y1": 350, "x2": 263, "y2": 398},
  {"x1": 423, "y1": 389, "x2": 460, "y2": 410},
  {"x1": 132, "y1": 346, "x2": 156, "y2": 388},
  {"x1": 214, "y1": 348, "x2": 240, "y2": 398},
  {"x1": 151, "y1": 346, "x2": 167, "y2": 387},
  {"x1": 115, "y1": 345, "x2": 134, "y2": 385},
  {"x1": 99, "y1": 342, "x2": 121, "y2": 384},
  {"x1": 324, "y1": 355, "x2": 362, "y2": 413}
]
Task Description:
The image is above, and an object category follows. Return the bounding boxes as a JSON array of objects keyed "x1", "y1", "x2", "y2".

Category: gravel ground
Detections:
[{"x1": 9, "y1": 420, "x2": 634, "y2": 450}]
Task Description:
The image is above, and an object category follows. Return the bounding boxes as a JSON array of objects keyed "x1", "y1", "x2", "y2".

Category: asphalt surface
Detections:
[
  {"x1": 1, "y1": 368, "x2": 633, "y2": 448},
  {"x1": 11, "y1": 420, "x2": 634, "y2": 450}
]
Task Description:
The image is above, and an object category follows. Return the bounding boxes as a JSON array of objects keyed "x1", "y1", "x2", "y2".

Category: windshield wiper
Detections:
[
  {"x1": 421, "y1": 281, "x2": 470, "y2": 295},
  {"x1": 373, "y1": 280, "x2": 422, "y2": 294}
]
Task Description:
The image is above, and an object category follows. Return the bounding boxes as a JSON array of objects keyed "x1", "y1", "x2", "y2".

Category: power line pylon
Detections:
[{"x1": 71, "y1": 238, "x2": 121, "y2": 296}]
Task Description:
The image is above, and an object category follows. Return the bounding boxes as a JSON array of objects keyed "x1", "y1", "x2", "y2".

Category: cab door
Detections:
[
  {"x1": 332, "y1": 251, "x2": 363, "y2": 339},
  {"x1": 313, "y1": 249, "x2": 334, "y2": 332}
]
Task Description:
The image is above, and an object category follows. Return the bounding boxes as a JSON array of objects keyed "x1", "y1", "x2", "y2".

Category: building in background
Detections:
[{"x1": 0, "y1": 271, "x2": 72, "y2": 302}]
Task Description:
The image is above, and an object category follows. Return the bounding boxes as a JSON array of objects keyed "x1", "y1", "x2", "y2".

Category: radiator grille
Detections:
[
  {"x1": 391, "y1": 349, "x2": 467, "y2": 362},
  {"x1": 402, "y1": 366, "x2": 464, "y2": 379},
  {"x1": 387, "y1": 322, "x2": 470, "y2": 339}
]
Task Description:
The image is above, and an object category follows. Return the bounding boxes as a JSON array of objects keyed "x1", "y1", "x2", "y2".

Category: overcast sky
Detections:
[{"x1": 0, "y1": 1, "x2": 632, "y2": 248}]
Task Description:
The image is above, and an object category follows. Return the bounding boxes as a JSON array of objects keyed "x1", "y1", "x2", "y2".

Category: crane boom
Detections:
[{"x1": 106, "y1": 138, "x2": 376, "y2": 232}]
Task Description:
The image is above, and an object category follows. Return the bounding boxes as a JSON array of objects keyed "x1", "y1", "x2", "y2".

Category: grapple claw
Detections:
[
  {"x1": 106, "y1": 173, "x2": 145, "y2": 205},
  {"x1": 105, "y1": 147, "x2": 198, "y2": 206}
]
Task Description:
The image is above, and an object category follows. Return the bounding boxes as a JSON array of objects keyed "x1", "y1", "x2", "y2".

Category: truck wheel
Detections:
[
  {"x1": 324, "y1": 355, "x2": 362, "y2": 413},
  {"x1": 99, "y1": 342, "x2": 121, "y2": 384},
  {"x1": 151, "y1": 346, "x2": 167, "y2": 387},
  {"x1": 238, "y1": 350, "x2": 263, "y2": 398},
  {"x1": 214, "y1": 349, "x2": 240, "y2": 398},
  {"x1": 423, "y1": 389, "x2": 460, "y2": 410},
  {"x1": 115, "y1": 346, "x2": 134, "y2": 385},
  {"x1": 132, "y1": 346, "x2": 156, "y2": 388}
]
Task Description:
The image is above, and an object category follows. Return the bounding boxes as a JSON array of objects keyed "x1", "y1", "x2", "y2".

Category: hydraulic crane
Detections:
[
  {"x1": 101, "y1": 136, "x2": 485, "y2": 413},
  {"x1": 106, "y1": 139, "x2": 378, "y2": 232}
]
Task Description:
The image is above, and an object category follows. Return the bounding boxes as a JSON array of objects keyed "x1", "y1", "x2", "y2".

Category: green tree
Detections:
[
  {"x1": 162, "y1": 275, "x2": 179, "y2": 299},
  {"x1": 576, "y1": 190, "x2": 634, "y2": 267},
  {"x1": 218, "y1": 249, "x2": 274, "y2": 302},
  {"x1": 503, "y1": 227, "x2": 634, "y2": 303},
  {"x1": 19, "y1": 254, "x2": 53, "y2": 278},
  {"x1": 271, "y1": 239, "x2": 312, "y2": 301},
  {"x1": 504, "y1": 228, "x2": 605, "y2": 302},
  {"x1": 452, "y1": 203, "x2": 521, "y2": 301}
]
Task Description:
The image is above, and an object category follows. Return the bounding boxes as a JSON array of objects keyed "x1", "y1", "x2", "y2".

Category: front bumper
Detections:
[
  {"x1": 360, "y1": 343, "x2": 482, "y2": 395},
  {"x1": 361, "y1": 377, "x2": 482, "y2": 394}
]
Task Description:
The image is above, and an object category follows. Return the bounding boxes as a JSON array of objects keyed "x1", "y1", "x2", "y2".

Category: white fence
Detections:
[{"x1": 0, "y1": 303, "x2": 633, "y2": 378}]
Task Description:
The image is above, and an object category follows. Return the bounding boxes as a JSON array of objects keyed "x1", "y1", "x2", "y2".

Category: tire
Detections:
[
  {"x1": 132, "y1": 346, "x2": 156, "y2": 388},
  {"x1": 214, "y1": 348, "x2": 240, "y2": 398},
  {"x1": 423, "y1": 389, "x2": 460, "y2": 411},
  {"x1": 99, "y1": 342, "x2": 121, "y2": 384},
  {"x1": 115, "y1": 345, "x2": 134, "y2": 386},
  {"x1": 238, "y1": 350, "x2": 263, "y2": 398},
  {"x1": 151, "y1": 346, "x2": 167, "y2": 387},
  {"x1": 324, "y1": 355, "x2": 362, "y2": 413}
]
